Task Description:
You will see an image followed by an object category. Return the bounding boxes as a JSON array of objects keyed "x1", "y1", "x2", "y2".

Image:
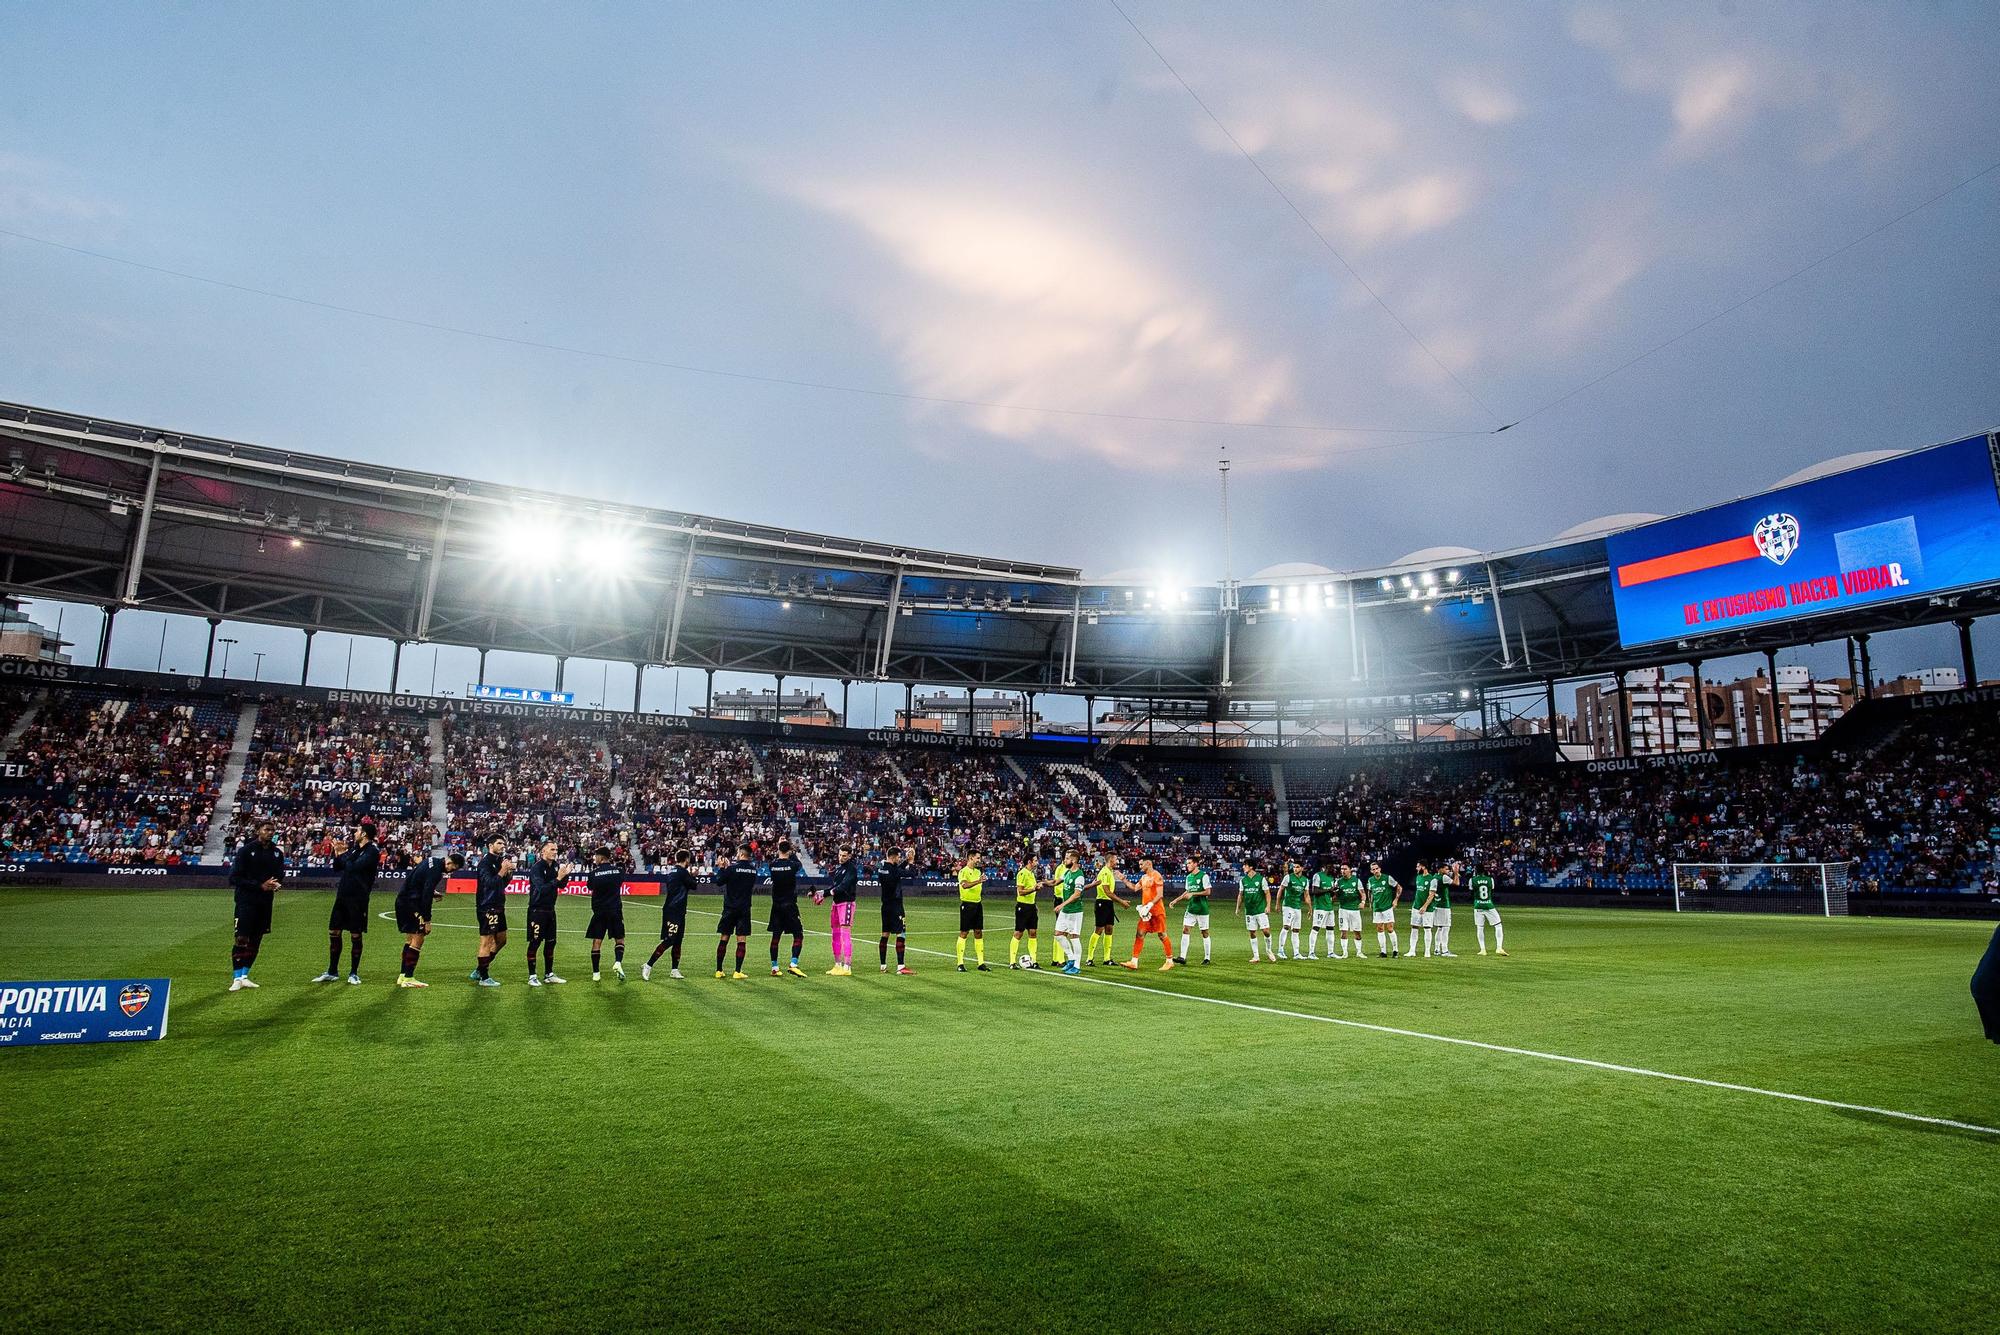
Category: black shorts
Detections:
[
  {"x1": 477, "y1": 903, "x2": 508, "y2": 936},
  {"x1": 1015, "y1": 902, "x2": 1039, "y2": 932},
  {"x1": 717, "y1": 900, "x2": 753, "y2": 936},
  {"x1": 1094, "y1": 899, "x2": 1116, "y2": 929},
  {"x1": 328, "y1": 896, "x2": 369, "y2": 934},
  {"x1": 394, "y1": 899, "x2": 429, "y2": 934},
  {"x1": 660, "y1": 900, "x2": 687, "y2": 941},
  {"x1": 959, "y1": 901, "x2": 984, "y2": 932},
  {"x1": 880, "y1": 898, "x2": 906, "y2": 936},
  {"x1": 767, "y1": 900, "x2": 803, "y2": 936},
  {"x1": 233, "y1": 889, "x2": 274, "y2": 938},
  {"x1": 526, "y1": 908, "x2": 558, "y2": 943},
  {"x1": 586, "y1": 906, "x2": 626, "y2": 940}
]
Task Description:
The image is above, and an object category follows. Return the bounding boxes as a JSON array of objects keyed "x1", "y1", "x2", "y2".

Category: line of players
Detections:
[{"x1": 223, "y1": 816, "x2": 1508, "y2": 991}]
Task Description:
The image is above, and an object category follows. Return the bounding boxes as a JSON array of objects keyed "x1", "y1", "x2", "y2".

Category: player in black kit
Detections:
[
  {"x1": 767, "y1": 838, "x2": 807, "y2": 978},
  {"x1": 584, "y1": 846, "x2": 627, "y2": 981},
  {"x1": 317, "y1": 820, "x2": 380, "y2": 985},
  {"x1": 228, "y1": 820, "x2": 285, "y2": 991},
  {"x1": 524, "y1": 840, "x2": 567, "y2": 987},
  {"x1": 643, "y1": 847, "x2": 695, "y2": 980},
  {"x1": 714, "y1": 844, "x2": 760, "y2": 979},
  {"x1": 471, "y1": 834, "x2": 515, "y2": 987},
  {"x1": 394, "y1": 849, "x2": 463, "y2": 987},
  {"x1": 877, "y1": 844, "x2": 914, "y2": 975}
]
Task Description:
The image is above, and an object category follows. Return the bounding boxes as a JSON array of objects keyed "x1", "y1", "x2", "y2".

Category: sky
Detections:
[{"x1": 2, "y1": 1, "x2": 1998, "y2": 715}]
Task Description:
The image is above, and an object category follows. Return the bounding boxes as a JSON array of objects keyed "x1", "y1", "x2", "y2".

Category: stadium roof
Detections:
[{"x1": 1, "y1": 401, "x2": 1993, "y2": 707}]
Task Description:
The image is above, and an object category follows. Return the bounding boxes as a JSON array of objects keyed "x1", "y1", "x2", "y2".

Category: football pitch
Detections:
[{"x1": 2, "y1": 888, "x2": 1995, "y2": 1333}]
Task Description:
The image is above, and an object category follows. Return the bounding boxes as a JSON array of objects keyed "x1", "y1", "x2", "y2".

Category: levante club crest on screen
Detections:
[
  {"x1": 119, "y1": 983, "x2": 153, "y2": 1017},
  {"x1": 1753, "y1": 513, "x2": 1800, "y2": 566}
]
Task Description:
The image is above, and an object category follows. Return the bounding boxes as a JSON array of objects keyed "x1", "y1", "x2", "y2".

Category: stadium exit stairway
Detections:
[
  {"x1": 0, "y1": 689, "x2": 46, "y2": 757},
  {"x1": 427, "y1": 718, "x2": 451, "y2": 835},
  {"x1": 1120, "y1": 760, "x2": 1195, "y2": 834},
  {"x1": 199, "y1": 701, "x2": 262, "y2": 864},
  {"x1": 1270, "y1": 762, "x2": 1291, "y2": 836}
]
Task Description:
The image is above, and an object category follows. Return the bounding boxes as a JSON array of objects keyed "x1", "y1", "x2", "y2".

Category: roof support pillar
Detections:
[
  {"x1": 119, "y1": 450, "x2": 163, "y2": 605},
  {"x1": 665, "y1": 535, "x2": 698, "y2": 663},
  {"x1": 415, "y1": 500, "x2": 452, "y2": 641},
  {"x1": 875, "y1": 565, "x2": 904, "y2": 678},
  {"x1": 1485, "y1": 563, "x2": 1513, "y2": 668},
  {"x1": 1064, "y1": 588, "x2": 1081, "y2": 686}
]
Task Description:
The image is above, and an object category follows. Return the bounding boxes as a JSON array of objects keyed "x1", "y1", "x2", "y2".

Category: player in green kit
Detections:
[
  {"x1": 1409, "y1": 862, "x2": 1439, "y2": 958},
  {"x1": 1308, "y1": 864, "x2": 1338, "y2": 960},
  {"x1": 1276, "y1": 860, "x2": 1309, "y2": 960},
  {"x1": 1471, "y1": 867, "x2": 1506, "y2": 955},
  {"x1": 1433, "y1": 861, "x2": 1458, "y2": 957},
  {"x1": 1333, "y1": 864, "x2": 1364, "y2": 959},
  {"x1": 1235, "y1": 861, "x2": 1275, "y2": 962},
  {"x1": 1169, "y1": 855, "x2": 1214, "y2": 965},
  {"x1": 1052, "y1": 850, "x2": 1091, "y2": 975},
  {"x1": 1366, "y1": 861, "x2": 1401, "y2": 958}
]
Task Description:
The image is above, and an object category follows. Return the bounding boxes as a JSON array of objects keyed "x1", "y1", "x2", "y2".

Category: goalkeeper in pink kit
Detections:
[{"x1": 817, "y1": 847, "x2": 861, "y2": 975}]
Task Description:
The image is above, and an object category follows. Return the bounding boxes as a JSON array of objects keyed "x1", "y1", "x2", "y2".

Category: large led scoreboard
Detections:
[{"x1": 1606, "y1": 434, "x2": 2000, "y2": 648}]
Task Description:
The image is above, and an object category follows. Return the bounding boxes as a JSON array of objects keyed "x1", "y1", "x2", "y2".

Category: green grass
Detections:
[{"x1": 2, "y1": 888, "x2": 1996, "y2": 1333}]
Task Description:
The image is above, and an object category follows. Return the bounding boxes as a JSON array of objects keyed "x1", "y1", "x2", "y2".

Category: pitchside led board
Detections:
[
  {"x1": 1606, "y1": 435, "x2": 2000, "y2": 648},
  {"x1": 0, "y1": 978, "x2": 172, "y2": 1047}
]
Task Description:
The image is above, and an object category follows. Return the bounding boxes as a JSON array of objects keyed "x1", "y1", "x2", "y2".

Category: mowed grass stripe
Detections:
[{"x1": 394, "y1": 898, "x2": 2000, "y2": 1137}]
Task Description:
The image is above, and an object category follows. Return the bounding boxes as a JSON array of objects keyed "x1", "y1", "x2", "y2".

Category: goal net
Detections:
[{"x1": 1671, "y1": 862, "x2": 1851, "y2": 916}]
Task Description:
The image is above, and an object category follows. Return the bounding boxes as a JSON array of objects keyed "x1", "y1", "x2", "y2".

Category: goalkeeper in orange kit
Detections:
[{"x1": 1122, "y1": 856, "x2": 1177, "y2": 971}]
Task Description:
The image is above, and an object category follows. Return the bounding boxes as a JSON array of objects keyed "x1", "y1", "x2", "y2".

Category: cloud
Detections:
[
  {"x1": 1568, "y1": 7, "x2": 1898, "y2": 163},
  {"x1": 1441, "y1": 73, "x2": 1523, "y2": 126},
  {"x1": 0, "y1": 151, "x2": 117, "y2": 226},
  {"x1": 787, "y1": 178, "x2": 1298, "y2": 472}
]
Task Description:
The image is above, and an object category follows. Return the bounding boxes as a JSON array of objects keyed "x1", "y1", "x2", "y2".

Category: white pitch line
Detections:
[{"x1": 384, "y1": 909, "x2": 2000, "y2": 1137}]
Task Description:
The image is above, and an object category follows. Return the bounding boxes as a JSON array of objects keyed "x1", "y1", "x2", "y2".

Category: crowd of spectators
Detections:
[
  {"x1": 443, "y1": 716, "x2": 621, "y2": 852},
  {"x1": 0, "y1": 690, "x2": 234, "y2": 864},
  {"x1": 0, "y1": 685, "x2": 1992, "y2": 894},
  {"x1": 227, "y1": 697, "x2": 437, "y2": 867}
]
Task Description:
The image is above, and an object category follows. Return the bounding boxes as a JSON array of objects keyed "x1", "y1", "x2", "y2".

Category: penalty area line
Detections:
[{"x1": 384, "y1": 912, "x2": 2000, "y2": 1137}]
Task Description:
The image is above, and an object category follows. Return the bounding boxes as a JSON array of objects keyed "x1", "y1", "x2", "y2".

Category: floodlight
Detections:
[
  {"x1": 780, "y1": 600, "x2": 792, "y2": 610},
  {"x1": 577, "y1": 532, "x2": 637, "y2": 575},
  {"x1": 1445, "y1": 569, "x2": 1461, "y2": 584},
  {"x1": 1421, "y1": 570, "x2": 1437, "y2": 586},
  {"x1": 1399, "y1": 575, "x2": 1413, "y2": 589},
  {"x1": 1378, "y1": 577, "x2": 1393, "y2": 592}
]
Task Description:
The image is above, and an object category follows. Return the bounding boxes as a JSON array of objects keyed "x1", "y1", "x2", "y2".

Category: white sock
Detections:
[
  {"x1": 1495, "y1": 924, "x2": 1505, "y2": 950},
  {"x1": 1201, "y1": 937, "x2": 1210, "y2": 961},
  {"x1": 1179, "y1": 932, "x2": 1190, "y2": 958}
]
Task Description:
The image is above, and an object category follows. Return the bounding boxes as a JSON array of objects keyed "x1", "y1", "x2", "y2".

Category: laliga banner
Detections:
[
  {"x1": 0, "y1": 977, "x2": 171, "y2": 1046},
  {"x1": 1606, "y1": 435, "x2": 2000, "y2": 648}
]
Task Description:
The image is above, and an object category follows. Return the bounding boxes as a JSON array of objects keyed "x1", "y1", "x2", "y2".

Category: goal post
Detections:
[{"x1": 1671, "y1": 862, "x2": 1852, "y2": 916}]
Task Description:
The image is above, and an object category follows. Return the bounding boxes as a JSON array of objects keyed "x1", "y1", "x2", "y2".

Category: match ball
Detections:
[{"x1": 1020, "y1": 954, "x2": 1036, "y2": 969}]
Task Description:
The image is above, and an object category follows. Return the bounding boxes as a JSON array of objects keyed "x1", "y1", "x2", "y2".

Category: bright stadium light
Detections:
[
  {"x1": 780, "y1": 599, "x2": 792, "y2": 610},
  {"x1": 1399, "y1": 574, "x2": 1413, "y2": 589},
  {"x1": 491, "y1": 514, "x2": 562, "y2": 567},
  {"x1": 1407, "y1": 588, "x2": 1421, "y2": 600},
  {"x1": 1378, "y1": 577, "x2": 1393, "y2": 592},
  {"x1": 577, "y1": 532, "x2": 637, "y2": 575},
  {"x1": 1268, "y1": 588, "x2": 1281, "y2": 608},
  {"x1": 1421, "y1": 570, "x2": 1437, "y2": 586},
  {"x1": 1445, "y1": 569, "x2": 1462, "y2": 584}
]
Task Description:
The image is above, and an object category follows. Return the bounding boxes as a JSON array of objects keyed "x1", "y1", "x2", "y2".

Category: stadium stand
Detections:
[
  {"x1": 0, "y1": 689, "x2": 235, "y2": 864},
  {"x1": 0, "y1": 677, "x2": 1993, "y2": 901},
  {"x1": 226, "y1": 697, "x2": 437, "y2": 868}
]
